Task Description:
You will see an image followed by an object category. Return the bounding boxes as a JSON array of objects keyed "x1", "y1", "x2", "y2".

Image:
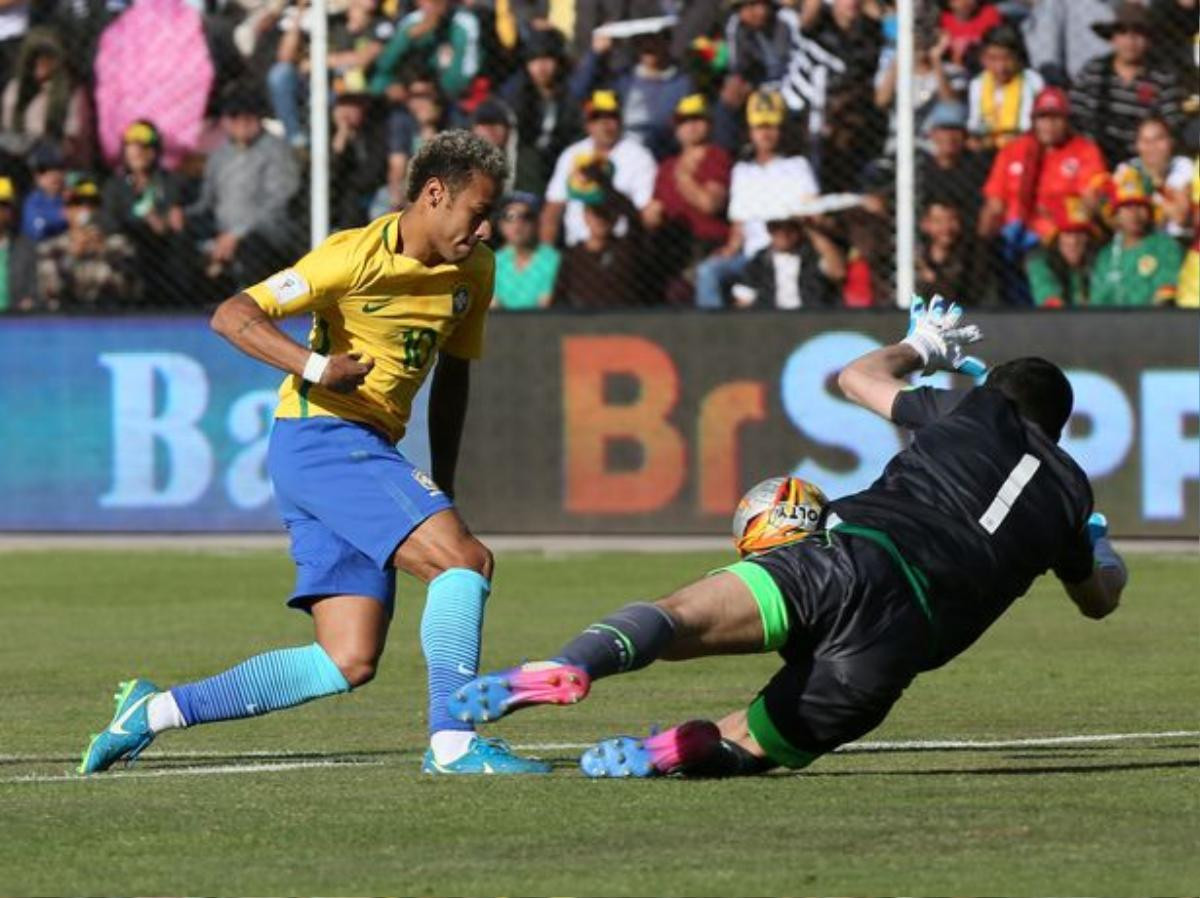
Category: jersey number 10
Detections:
[{"x1": 402, "y1": 328, "x2": 438, "y2": 371}]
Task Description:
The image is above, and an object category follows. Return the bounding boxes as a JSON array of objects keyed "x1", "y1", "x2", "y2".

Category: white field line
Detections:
[
  {"x1": 4, "y1": 758, "x2": 384, "y2": 784},
  {"x1": 2, "y1": 730, "x2": 1194, "y2": 783}
]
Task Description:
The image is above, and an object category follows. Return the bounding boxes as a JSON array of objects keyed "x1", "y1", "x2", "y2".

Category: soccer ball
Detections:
[{"x1": 732, "y1": 476, "x2": 829, "y2": 558}]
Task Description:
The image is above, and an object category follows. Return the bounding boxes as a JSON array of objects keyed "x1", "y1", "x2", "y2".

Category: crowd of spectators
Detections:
[{"x1": 0, "y1": 0, "x2": 1195, "y2": 313}]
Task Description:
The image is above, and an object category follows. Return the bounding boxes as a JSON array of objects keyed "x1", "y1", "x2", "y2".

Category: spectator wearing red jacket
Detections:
[{"x1": 978, "y1": 86, "x2": 1108, "y2": 304}]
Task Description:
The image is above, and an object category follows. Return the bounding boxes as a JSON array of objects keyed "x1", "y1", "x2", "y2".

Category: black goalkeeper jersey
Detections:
[{"x1": 827, "y1": 386, "x2": 1095, "y2": 670}]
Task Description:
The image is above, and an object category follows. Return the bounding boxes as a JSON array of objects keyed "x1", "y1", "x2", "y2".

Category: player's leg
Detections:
[
  {"x1": 449, "y1": 562, "x2": 781, "y2": 724},
  {"x1": 152, "y1": 593, "x2": 383, "y2": 728},
  {"x1": 577, "y1": 653, "x2": 911, "y2": 780},
  {"x1": 580, "y1": 538, "x2": 936, "y2": 779},
  {"x1": 79, "y1": 419, "x2": 396, "y2": 775},
  {"x1": 78, "y1": 594, "x2": 373, "y2": 775},
  {"x1": 391, "y1": 508, "x2": 549, "y2": 773}
]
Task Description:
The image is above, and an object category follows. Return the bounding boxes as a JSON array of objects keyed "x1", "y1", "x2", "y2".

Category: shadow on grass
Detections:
[{"x1": 800, "y1": 758, "x2": 1198, "y2": 777}]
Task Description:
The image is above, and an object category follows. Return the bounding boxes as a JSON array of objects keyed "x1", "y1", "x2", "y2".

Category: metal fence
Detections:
[{"x1": 0, "y1": 0, "x2": 1194, "y2": 313}]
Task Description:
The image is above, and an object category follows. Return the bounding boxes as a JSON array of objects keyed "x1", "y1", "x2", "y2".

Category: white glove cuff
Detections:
[
  {"x1": 902, "y1": 331, "x2": 936, "y2": 365},
  {"x1": 302, "y1": 352, "x2": 329, "y2": 385}
]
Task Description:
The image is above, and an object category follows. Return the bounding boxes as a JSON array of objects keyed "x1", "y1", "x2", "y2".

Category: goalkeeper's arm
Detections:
[
  {"x1": 837, "y1": 343, "x2": 925, "y2": 422},
  {"x1": 1064, "y1": 514, "x2": 1126, "y2": 620},
  {"x1": 1064, "y1": 563, "x2": 1124, "y2": 620}
]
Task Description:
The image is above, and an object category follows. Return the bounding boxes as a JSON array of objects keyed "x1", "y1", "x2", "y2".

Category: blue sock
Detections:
[
  {"x1": 420, "y1": 568, "x2": 490, "y2": 736},
  {"x1": 170, "y1": 643, "x2": 350, "y2": 726}
]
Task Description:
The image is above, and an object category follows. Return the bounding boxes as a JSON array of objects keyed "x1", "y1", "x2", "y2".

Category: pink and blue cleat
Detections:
[
  {"x1": 580, "y1": 719, "x2": 722, "y2": 778},
  {"x1": 448, "y1": 661, "x2": 590, "y2": 724}
]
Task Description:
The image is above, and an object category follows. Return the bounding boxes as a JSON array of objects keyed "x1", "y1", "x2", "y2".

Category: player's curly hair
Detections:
[
  {"x1": 985, "y1": 357, "x2": 1074, "y2": 443},
  {"x1": 405, "y1": 130, "x2": 509, "y2": 203}
]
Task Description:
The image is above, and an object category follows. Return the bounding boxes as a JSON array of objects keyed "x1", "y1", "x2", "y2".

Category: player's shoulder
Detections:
[
  {"x1": 308, "y1": 214, "x2": 395, "y2": 284},
  {"x1": 314, "y1": 216, "x2": 389, "y2": 259}
]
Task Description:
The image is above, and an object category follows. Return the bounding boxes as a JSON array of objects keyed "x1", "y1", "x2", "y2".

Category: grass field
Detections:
[{"x1": 1, "y1": 547, "x2": 1197, "y2": 896}]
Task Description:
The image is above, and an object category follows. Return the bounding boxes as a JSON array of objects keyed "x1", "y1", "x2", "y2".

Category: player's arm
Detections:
[
  {"x1": 1060, "y1": 513, "x2": 1126, "y2": 620},
  {"x1": 839, "y1": 295, "x2": 986, "y2": 421},
  {"x1": 427, "y1": 351, "x2": 470, "y2": 498},
  {"x1": 1064, "y1": 567, "x2": 1122, "y2": 620},
  {"x1": 836, "y1": 342, "x2": 925, "y2": 421},
  {"x1": 210, "y1": 292, "x2": 372, "y2": 393}
]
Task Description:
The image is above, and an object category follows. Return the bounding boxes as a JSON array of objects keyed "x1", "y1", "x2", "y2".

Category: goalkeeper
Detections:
[{"x1": 450, "y1": 297, "x2": 1129, "y2": 777}]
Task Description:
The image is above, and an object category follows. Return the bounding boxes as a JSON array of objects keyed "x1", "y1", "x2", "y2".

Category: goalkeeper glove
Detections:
[
  {"x1": 1087, "y1": 512, "x2": 1128, "y2": 591},
  {"x1": 902, "y1": 293, "x2": 988, "y2": 377}
]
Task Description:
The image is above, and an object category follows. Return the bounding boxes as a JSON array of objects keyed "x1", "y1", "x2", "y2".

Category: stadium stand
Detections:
[{"x1": 0, "y1": 0, "x2": 1194, "y2": 313}]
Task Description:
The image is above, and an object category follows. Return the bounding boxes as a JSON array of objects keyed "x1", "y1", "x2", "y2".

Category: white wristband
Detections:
[
  {"x1": 302, "y1": 352, "x2": 329, "y2": 385},
  {"x1": 901, "y1": 332, "x2": 934, "y2": 365}
]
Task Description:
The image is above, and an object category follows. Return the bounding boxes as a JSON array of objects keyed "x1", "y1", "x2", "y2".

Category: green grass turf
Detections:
[{"x1": 0, "y1": 548, "x2": 1196, "y2": 896}]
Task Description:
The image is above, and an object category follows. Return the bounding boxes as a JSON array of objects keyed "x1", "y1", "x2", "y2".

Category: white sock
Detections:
[
  {"x1": 430, "y1": 729, "x2": 475, "y2": 764},
  {"x1": 146, "y1": 691, "x2": 186, "y2": 733}
]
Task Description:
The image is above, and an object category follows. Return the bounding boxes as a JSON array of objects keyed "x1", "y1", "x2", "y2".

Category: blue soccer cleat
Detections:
[
  {"x1": 448, "y1": 661, "x2": 590, "y2": 725},
  {"x1": 78, "y1": 679, "x2": 159, "y2": 775},
  {"x1": 580, "y1": 719, "x2": 722, "y2": 779},
  {"x1": 421, "y1": 736, "x2": 552, "y2": 775}
]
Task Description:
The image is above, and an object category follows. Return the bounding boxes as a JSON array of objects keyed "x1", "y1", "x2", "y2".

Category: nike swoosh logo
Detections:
[
  {"x1": 457, "y1": 663, "x2": 476, "y2": 677},
  {"x1": 362, "y1": 301, "x2": 389, "y2": 313},
  {"x1": 108, "y1": 693, "x2": 154, "y2": 736}
]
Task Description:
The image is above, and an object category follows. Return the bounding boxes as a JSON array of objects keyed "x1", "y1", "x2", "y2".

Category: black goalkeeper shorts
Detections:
[{"x1": 744, "y1": 531, "x2": 936, "y2": 765}]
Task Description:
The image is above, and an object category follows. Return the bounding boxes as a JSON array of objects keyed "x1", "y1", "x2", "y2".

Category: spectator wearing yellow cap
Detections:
[
  {"x1": 542, "y1": 89, "x2": 657, "y2": 249},
  {"x1": 37, "y1": 174, "x2": 139, "y2": 310},
  {"x1": 643, "y1": 94, "x2": 733, "y2": 303},
  {"x1": 694, "y1": 90, "x2": 819, "y2": 308},
  {"x1": 1089, "y1": 168, "x2": 1184, "y2": 306},
  {"x1": 0, "y1": 175, "x2": 37, "y2": 312},
  {"x1": 100, "y1": 120, "x2": 188, "y2": 306}
]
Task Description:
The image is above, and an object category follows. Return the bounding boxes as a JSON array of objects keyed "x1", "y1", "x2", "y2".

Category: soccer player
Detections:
[
  {"x1": 450, "y1": 298, "x2": 1129, "y2": 777},
  {"x1": 79, "y1": 131, "x2": 549, "y2": 776}
]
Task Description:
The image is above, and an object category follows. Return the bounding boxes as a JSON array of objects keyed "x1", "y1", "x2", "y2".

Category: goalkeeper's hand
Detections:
[
  {"x1": 1087, "y1": 511, "x2": 1129, "y2": 591},
  {"x1": 902, "y1": 294, "x2": 987, "y2": 377}
]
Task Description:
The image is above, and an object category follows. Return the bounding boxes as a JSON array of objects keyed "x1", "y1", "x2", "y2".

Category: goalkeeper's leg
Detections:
[{"x1": 449, "y1": 561, "x2": 782, "y2": 724}]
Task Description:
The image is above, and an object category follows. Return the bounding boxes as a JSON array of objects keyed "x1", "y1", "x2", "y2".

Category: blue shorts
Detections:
[{"x1": 267, "y1": 417, "x2": 454, "y2": 614}]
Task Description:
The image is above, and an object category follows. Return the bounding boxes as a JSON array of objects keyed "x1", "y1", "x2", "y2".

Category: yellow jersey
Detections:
[{"x1": 245, "y1": 213, "x2": 493, "y2": 443}]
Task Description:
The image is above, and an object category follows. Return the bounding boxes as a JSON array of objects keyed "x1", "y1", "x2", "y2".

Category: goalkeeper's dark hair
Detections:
[
  {"x1": 985, "y1": 357, "x2": 1073, "y2": 442},
  {"x1": 405, "y1": 130, "x2": 508, "y2": 203}
]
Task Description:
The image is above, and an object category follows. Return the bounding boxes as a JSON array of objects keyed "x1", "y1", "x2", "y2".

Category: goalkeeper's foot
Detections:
[
  {"x1": 78, "y1": 679, "x2": 159, "y2": 775},
  {"x1": 579, "y1": 720, "x2": 722, "y2": 779},
  {"x1": 448, "y1": 661, "x2": 589, "y2": 724}
]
